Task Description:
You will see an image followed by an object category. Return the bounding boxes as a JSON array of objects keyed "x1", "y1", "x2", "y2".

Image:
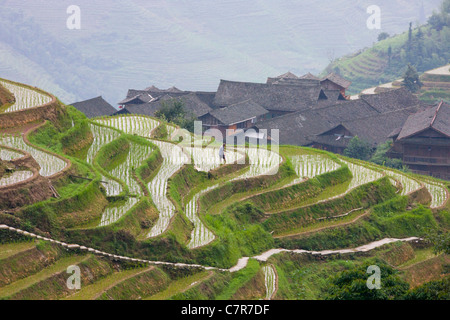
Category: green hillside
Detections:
[
  {"x1": 0, "y1": 78, "x2": 448, "y2": 300},
  {"x1": 324, "y1": 0, "x2": 450, "y2": 95}
]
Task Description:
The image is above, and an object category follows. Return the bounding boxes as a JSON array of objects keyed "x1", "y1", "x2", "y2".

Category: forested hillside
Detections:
[{"x1": 325, "y1": 0, "x2": 450, "y2": 94}]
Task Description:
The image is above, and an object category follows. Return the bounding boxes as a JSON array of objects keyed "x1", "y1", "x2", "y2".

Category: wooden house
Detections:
[
  {"x1": 320, "y1": 73, "x2": 352, "y2": 98},
  {"x1": 391, "y1": 102, "x2": 450, "y2": 180},
  {"x1": 199, "y1": 99, "x2": 269, "y2": 138}
]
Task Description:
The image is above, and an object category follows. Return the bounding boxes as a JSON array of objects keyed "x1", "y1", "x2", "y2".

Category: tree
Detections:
[
  {"x1": 404, "y1": 278, "x2": 450, "y2": 300},
  {"x1": 369, "y1": 141, "x2": 406, "y2": 170},
  {"x1": 378, "y1": 32, "x2": 390, "y2": 42},
  {"x1": 424, "y1": 228, "x2": 450, "y2": 255},
  {"x1": 154, "y1": 98, "x2": 197, "y2": 133},
  {"x1": 387, "y1": 46, "x2": 392, "y2": 67},
  {"x1": 325, "y1": 261, "x2": 410, "y2": 300},
  {"x1": 344, "y1": 136, "x2": 373, "y2": 160},
  {"x1": 429, "y1": 12, "x2": 445, "y2": 31},
  {"x1": 402, "y1": 64, "x2": 423, "y2": 93}
]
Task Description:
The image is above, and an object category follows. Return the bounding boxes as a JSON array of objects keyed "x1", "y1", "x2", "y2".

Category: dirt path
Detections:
[
  {"x1": 0, "y1": 224, "x2": 420, "y2": 274},
  {"x1": 425, "y1": 64, "x2": 450, "y2": 75}
]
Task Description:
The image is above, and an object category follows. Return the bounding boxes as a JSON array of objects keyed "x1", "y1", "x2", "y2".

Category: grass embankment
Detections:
[
  {"x1": 0, "y1": 242, "x2": 67, "y2": 288},
  {"x1": 18, "y1": 106, "x2": 107, "y2": 232},
  {"x1": 277, "y1": 195, "x2": 442, "y2": 252},
  {"x1": 263, "y1": 176, "x2": 396, "y2": 237},
  {"x1": 171, "y1": 260, "x2": 260, "y2": 300},
  {"x1": 243, "y1": 165, "x2": 351, "y2": 213},
  {"x1": 199, "y1": 160, "x2": 296, "y2": 216},
  {"x1": 151, "y1": 123, "x2": 168, "y2": 140}
]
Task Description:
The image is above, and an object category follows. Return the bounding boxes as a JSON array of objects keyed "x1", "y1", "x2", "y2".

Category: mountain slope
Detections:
[{"x1": 0, "y1": 0, "x2": 442, "y2": 104}]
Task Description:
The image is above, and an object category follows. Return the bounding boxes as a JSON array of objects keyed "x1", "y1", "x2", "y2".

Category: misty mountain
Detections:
[{"x1": 0, "y1": 0, "x2": 442, "y2": 106}]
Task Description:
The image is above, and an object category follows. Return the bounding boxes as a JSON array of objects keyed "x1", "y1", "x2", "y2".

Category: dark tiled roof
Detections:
[
  {"x1": 300, "y1": 73, "x2": 321, "y2": 81},
  {"x1": 254, "y1": 98, "x2": 417, "y2": 147},
  {"x1": 309, "y1": 134, "x2": 353, "y2": 148},
  {"x1": 266, "y1": 72, "x2": 299, "y2": 84},
  {"x1": 360, "y1": 87, "x2": 420, "y2": 113},
  {"x1": 119, "y1": 93, "x2": 156, "y2": 105},
  {"x1": 180, "y1": 93, "x2": 213, "y2": 117},
  {"x1": 71, "y1": 96, "x2": 117, "y2": 118},
  {"x1": 339, "y1": 109, "x2": 415, "y2": 146},
  {"x1": 213, "y1": 80, "x2": 323, "y2": 112},
  {"x1": 118, "y1": 93, "x2": 212, "y2": 118},
  {"x1": 254, "y1": 109, "x2": 336, "y2": 146},
  {"x1": 321, "y1": 73, "x2": 352, "y2": 89},
  {"x1": 207, "y1": 100, "x2": 268, "y2": 125},
  {"x1": 397, "y1": 102, "x2": 450, "y2": 140}
]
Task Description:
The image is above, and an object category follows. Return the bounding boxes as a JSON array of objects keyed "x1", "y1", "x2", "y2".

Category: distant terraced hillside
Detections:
[
  {"x1": 419, "y1": 64, "x2": 450, "y2": 103},
  {"x1": 325, "y1": 19, "x2": 450, "y2": 96}
]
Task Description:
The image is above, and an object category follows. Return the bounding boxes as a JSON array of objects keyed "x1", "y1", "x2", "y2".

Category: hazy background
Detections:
[{"x1": 0, "y1": 0, "x2": 442, "y2": 106}]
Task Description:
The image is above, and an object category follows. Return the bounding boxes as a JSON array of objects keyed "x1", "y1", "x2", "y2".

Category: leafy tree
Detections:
[
  {"x1": 370, "y1": 141, "x2": 409, "y2": 171},
  {"x1": 154, "y1": 98, "x2": 197, "y2": 133},
  {"x1": 378, "y1": 32, "x2": 390, "y2": 41},
  {"x1": 402, "y1": 64, "x2": 423, "y2": 93},
  {"x1": 344, "y1": 136, "x2": 373, "y2": 161},
  {"x1": 404, "y1": 278, "x2": 450, "y2": 300},
  {"x1": 387, "y1": 46, "x2": 392, "y2": 67},
  {"x1": 429, "y1": 12, "x2": 445, "y2": 31},
  {"x1": 325, "y1": 261, "x2": 410, "y2": 300},
  {"x1": 424, "y1": 228, "x2": 450, "y2": 255}
]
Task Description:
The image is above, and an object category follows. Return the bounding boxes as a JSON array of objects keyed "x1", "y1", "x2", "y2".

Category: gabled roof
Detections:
[
  {"x1": 321, "y1": 73, "x2": 352, "y2": 89},
  {"x1": 300, "y1": 73, "x2": 321, "y2": 81},
  {"x1": 119, "y1": 93, "x2": 156, "y2": 105},
  {"x1": 321, "y1": 90, "x2": 347, "y2": 103},
  {"x1": 339, "y1": 109, "x2": 415, "y2": 145},
  {"x1": 144, "y1": 85, "x2": 161, "y2": 92},
  {"x1": 213, "y1": 79, "x2": 323, "y2": 112},
  {"x1": 117, "y1": 93, "x2": 212, "y2": 118},
  {"x1": 360, "y1": 87, "x2": 420, "y2": 113},
  {"x1": 206, "y1": 100, "x2": 268, "y2": 125},
  {"x1": 254, "y1": 97, "x2": 410, "y2": 147},
  {"x1": 397, "y1": 102, "x2": 450, "y2": 140},
  {"x1": 71, "y1": 96, "x2": 117, "y2": 118},
  {"x1": 254, "y1": 109, "x2": 336, "y2": 146},
  {"x1": 179, "y1": 93, "x2": 213, "y2": 117}
]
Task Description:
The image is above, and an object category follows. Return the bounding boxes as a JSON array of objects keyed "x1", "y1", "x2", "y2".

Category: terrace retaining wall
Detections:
[
  {"x1": 0, "y1": 79, "x2": 63, "y2": 129},
  {"x1": 0, "y1": 146, "x2": 53, "y2": 210}
]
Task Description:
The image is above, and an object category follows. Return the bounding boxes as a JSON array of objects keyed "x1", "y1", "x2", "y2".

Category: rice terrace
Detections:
[
  {"x1": 0, "y1": 75, "x2": 448, "y2": 302},
  {"x1": 0, "y1": 0, "x2": 449, "y2": 306}
]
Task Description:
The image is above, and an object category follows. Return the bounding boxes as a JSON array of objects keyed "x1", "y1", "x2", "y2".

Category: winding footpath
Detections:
[{"x1": 0, "y1": 224, "x2": 420, "y2": 274}]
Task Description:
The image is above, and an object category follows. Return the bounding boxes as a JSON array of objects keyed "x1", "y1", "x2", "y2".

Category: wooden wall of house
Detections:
[
  {"x1": 403, "y1": 143, "x2": 450, "y2": 159},
  {"x1": 320, "y1": 80, "x2": 345, "y2": 95},
  {"x1": 311, "y1": 143, "x2": 345, "y2": 155}
]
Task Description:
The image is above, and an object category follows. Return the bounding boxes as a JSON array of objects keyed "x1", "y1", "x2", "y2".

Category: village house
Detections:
[
  {"x1": 254, "y1": 87, "x2": 421, "y2": 149},
  {"x1": 198, "y1": 99, "x2": 268, "y2": 137},
  {"x1": 71, "y1": 96, "x2": 117, "y2": 118},
  {"x1": 389, "y1": 101, "x2": 450, "y2": 180}
]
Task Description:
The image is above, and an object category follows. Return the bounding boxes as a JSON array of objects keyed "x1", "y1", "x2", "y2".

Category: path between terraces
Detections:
[{"x1": 0, "y1": 224, "x2": 420, "y2": 273}]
